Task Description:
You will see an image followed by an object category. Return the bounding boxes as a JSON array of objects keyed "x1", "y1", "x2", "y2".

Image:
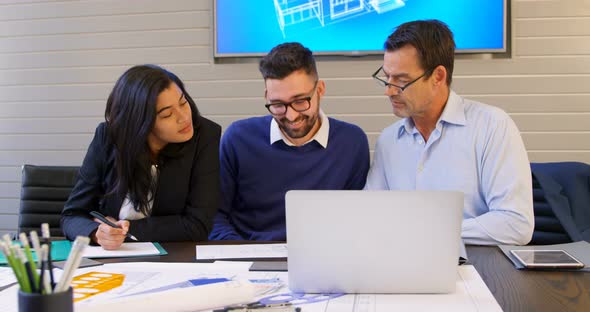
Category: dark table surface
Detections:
[{"x1": 95, "y1": 242, "x2": 590, "y2": 312}]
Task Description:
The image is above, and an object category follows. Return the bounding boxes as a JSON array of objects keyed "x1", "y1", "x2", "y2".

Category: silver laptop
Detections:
[{"x1": 286, "y1": 190, "x2": 463, "y2": 294}]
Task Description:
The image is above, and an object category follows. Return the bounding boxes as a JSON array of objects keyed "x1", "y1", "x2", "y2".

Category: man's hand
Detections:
[{"x1": 91, "y1": 216, "x2": 130, "y2": 250}]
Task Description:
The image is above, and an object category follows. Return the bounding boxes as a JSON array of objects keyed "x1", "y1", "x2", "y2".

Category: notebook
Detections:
[
  {"x1": 82, "y1": 242, "x2": 167, "y2": 259},
  {"x1": 286, "y1": 190, "x2": 464, "y2": 294}
]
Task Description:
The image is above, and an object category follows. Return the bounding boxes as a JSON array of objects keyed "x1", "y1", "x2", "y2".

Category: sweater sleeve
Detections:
[
  {"x1": 61, "y1": 124, "x2": 106, "y2": 241},
  {"x1": 208, "y1": 125, "x2": 244, "y2": 240},
  {"x1": 127, "y1": 119, "x2": 222, "y2": 242}
]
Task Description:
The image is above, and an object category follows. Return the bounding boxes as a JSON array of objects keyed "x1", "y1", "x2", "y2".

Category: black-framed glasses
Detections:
[
  {"x1": 372, "y1": 66, "x2": 432, "y2": 92},
  {"x1": 265, "y1": 80, "x2": 318, "y2": 116}
]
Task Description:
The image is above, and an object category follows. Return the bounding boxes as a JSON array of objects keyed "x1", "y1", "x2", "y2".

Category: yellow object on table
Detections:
[{"x1": 71, "y1": 272, "x2": 125, "y2": 302}]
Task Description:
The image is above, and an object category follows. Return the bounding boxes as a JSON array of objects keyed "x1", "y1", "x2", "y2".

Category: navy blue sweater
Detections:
[{"x1": 209, "y1": 115, "x2": 369, "y2": 241}]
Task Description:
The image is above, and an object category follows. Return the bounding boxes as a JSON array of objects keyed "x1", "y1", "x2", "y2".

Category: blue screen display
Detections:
[{"x1": 215, "y1": 0, "x2": 506, "y2": 56}]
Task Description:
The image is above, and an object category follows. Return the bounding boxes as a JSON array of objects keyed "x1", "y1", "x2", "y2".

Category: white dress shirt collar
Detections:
[{"x1": 399, "y1": 90, "x2": 466, "y2": 138}]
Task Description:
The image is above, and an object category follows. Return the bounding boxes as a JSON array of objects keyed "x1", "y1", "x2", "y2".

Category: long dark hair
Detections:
[{"x1": 104, "y1": 64, "x2": 200, "y2": 215}]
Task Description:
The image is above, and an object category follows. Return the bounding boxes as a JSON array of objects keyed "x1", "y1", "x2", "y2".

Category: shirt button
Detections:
[
  {"x1": 417, "y1": 139, "x2": 424, "y2": 144},
  {"x1": 417, "y1": 165, "x2": 424, "y2": 172}
]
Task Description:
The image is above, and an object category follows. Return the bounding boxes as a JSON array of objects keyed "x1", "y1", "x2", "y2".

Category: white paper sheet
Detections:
[
  {"x1": 196, "y1": 243, "x2": 287, "y2": 260},
  {"x1": 0, "y1": 267, "x2": 16, "y2": 288},
  {"x1": 83, "y1": 242, "x2": 161, "y2": 258},
  {"x1": 0, "y1": 285, "x2": 17, "y2": 312},
  {"x1": 252, "y1": 265, "x2": 502, "y2": 312}
]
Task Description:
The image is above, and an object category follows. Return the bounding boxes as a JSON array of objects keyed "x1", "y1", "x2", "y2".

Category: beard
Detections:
[{"x1": 277, "y1": 113, "x2": 319, "y2": 140}]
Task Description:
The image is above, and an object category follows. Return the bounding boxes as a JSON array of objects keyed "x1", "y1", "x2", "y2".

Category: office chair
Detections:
[
  {"x1": 18, "y1": 164, "x2": 79, "y2": 237},
  {"x1": 530, "y1": 171, "x2": 571, "y2": 244},
  {"x1": 530, "y1": 162, "x2": 590, "y2": 244}
]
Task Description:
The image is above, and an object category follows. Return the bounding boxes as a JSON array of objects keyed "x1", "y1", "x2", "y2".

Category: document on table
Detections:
[
  {"x1": 256, "y1": 265, "x2": 500, "y2": 312},
  {"x1": 196, "y1": 243, "x2": 287, "y2": 260},
  {"x1": 74, "y1": 262, "x2": 261, "y2": 312},
  {"x1": 82, "y1": 264, "x2": 500, "y2": 312},
  {"x1": 0, "y1": 263, "x2": 500, "y2": 312},
  {"x1": 83, "y1": 242, "x2": 166, "y2": 259}
]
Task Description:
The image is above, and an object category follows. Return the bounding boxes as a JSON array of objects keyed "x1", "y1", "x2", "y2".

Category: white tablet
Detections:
[{"x1": 510, "y1": 249, "x2": 585, "y2": 269}]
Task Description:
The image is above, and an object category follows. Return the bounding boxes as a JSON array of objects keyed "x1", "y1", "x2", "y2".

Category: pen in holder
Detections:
[
  {"x1": 0, "y1": 225, "x2": 90, "y2": 312},
  {"x1": 18, "y1": 287, "x2": 73, "y2": 312}
]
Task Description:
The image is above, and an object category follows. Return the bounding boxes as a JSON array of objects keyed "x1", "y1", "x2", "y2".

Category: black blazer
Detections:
[
  {"x1": 531, "y1": 162, "x2": 590, "y2": 243},
  {"x1": 61, "y1": 116, "x2": 221, "y2": 242}
]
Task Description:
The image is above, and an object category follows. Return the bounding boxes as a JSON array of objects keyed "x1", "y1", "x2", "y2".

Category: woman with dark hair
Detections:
[{"x1": 61, "y1": 65, "x2": 221, "y2": 249}]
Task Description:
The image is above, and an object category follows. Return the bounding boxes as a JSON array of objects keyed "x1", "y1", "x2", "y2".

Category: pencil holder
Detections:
[{"x1": 18, "y1": 287, "x2": 73, "y2": 312}]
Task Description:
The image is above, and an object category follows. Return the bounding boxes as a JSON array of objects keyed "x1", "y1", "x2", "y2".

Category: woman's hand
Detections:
[{"x1": 91, "y1": 216, "x2": 130, "y2": 250}]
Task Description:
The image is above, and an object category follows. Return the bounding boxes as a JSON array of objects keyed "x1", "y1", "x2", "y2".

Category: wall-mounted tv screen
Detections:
[{"x1": 214, "y1": 0, "x2": 507, "y2": 57}]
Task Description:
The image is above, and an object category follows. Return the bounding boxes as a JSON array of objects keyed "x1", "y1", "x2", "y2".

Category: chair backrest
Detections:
[
  {"x1": 19, "y1": 164, "x2": 79, "y2": 237},
  {"x1": 530, "y1": 161, "x2": 590, "y2": 243},
  {"x1": 530, "y1": 173, "x2": 571, "y2": 245}
]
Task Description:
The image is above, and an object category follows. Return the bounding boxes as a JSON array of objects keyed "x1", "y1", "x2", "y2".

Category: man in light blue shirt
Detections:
[{"x1": 365, "y1": 20, "x2": 534, "y2": 245}]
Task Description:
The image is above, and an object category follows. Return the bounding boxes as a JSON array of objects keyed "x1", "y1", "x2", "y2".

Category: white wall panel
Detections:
[
  {"x1": 0, "y1": 0, "x2": 208, "y2": 21},
  {"x1": 0, "y1": 167, "x2": 21, "y2": 183},
  {"x1": 0, "y1": 151, "x2": 86, "y2": 166},
  {"x1": 515, "y1": 37, "x2": 590, "y2": 56},
  {"x1": 527, "y1": 151, "x2": 590, "y2": 163},
  {"x1": 522, "y1": 132, "x2": 590, "y2": 150},
  {"x1": 0, "y1": 134, "x2": 93, "y2": 150},
  {"x1": 0, "y1": 215, "x2": 18, "y2": 231},
  {"x1": 0, "y1": 182, "x2": 20, "y2": 197},
  {"x1": 0, "y1": 29, "x2": 209, "y2": 53},
  {"x1": 0, "y1": 199, "x2": 19, "y2": 214},
  {"x1": 0, "y1": 11, "x2": 209, "y2": 37},
  {"x1": 455, "y1": 56, "x2": 590, "y2": 75},
  {"x1": 0, "y1": 47, "x2": 210, "y2": 70},
  {"x1": 0, "y1": 118, "x2": 102, "y2": 134},
  {"x1": 0, "y1": 101, "x2": 104, "y2": 117},
  {"x1": 513, "y1": 0, "x2": 590, "y2": 18},
  {"x1": 516, "y1": 17, "x2": 590, "y2": 37}
]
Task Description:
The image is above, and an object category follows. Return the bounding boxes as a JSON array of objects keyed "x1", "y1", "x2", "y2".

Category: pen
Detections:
[
  {"x1": 213, "y1": 301, "x2": 300, "y2": 312},
  {"x1": 2, "y1": 233, "x2": 12, "y2": 247},
  {"x1": 17, "y1": 248, "x2": 37, "y2": 293},
  {"x1": 29, "y1": 231, "x2": 43, "y2": 268},
  {"x1": 15, "y1": 247, "x2": 32, "y2": 293},
  {"x1": 0, "y1": 242, "x2": 25, "y2": 291},
  {"x1": 55, "y1": 236, "x2": 90, "y2": 293},
  {"x1": 19, "y1": 233, "x2": 39, "y2": 291},
  {"x1": 40, "y1": 244, "x2": 52, "y2": 294},
  {"x1": 90, "y1": 211, "x2": 138, "y2": 241},
  {"x1": 39, "y1": 244, "x2": 45, "y2": 294},
  {"x1": 41, "y1": 223, "x2": 56, "y2": 288}
]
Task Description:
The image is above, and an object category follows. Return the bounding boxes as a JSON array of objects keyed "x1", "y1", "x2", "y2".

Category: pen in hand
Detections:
[{"x1": 89, "y1": 211, "x2": 138, "y2": 241}]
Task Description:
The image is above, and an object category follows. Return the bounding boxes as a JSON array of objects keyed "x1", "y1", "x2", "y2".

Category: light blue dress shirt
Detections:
[{"x1": 365, "y1": 91, "x2": 534, "y2": 245}]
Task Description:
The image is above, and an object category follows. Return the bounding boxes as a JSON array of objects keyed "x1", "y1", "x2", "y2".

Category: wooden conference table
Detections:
[{"x1": 98, "y1": 242, "x2": 590, "y2": 312}]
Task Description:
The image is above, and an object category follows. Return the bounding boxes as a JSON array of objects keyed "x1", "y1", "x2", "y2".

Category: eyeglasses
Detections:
[
  {"x1": 372, "y1": 66, "x2": 432, "y2": 93},
  {"x1": 265, "y1": 81, "x2": 318, "y2": 116}
]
